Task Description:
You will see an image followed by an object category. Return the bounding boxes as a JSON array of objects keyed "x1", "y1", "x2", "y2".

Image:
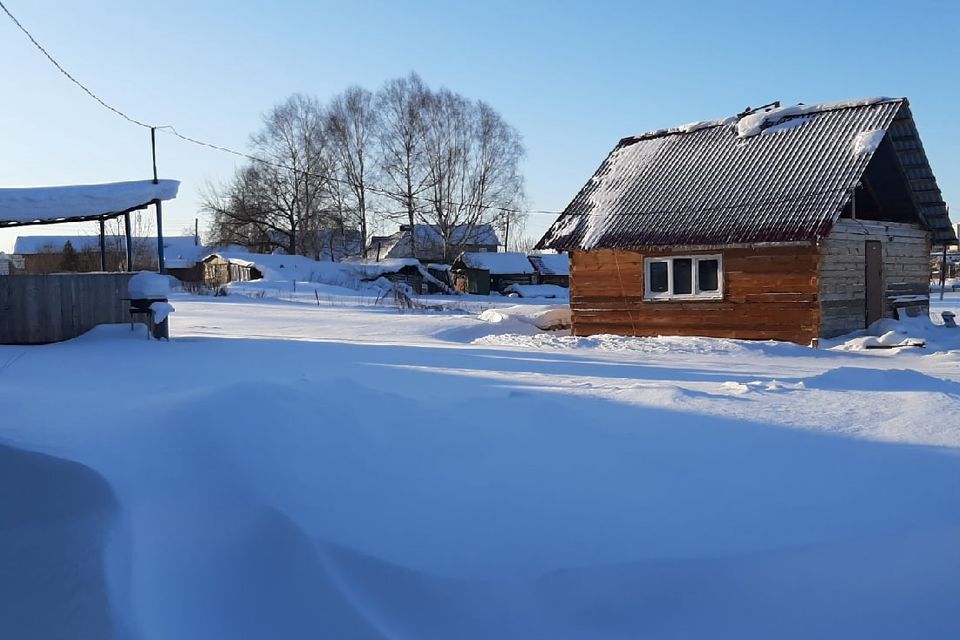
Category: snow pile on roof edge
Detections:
[{"x1": 737, "y1": 97, "x2": 895, "y2": 138}]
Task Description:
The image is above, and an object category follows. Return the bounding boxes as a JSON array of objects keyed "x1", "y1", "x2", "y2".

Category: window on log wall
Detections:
[{"x1": 644, "y1": 255, "x2": 723, "y2": 300}]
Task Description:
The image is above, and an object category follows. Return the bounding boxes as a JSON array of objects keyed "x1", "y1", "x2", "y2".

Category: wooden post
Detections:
[
  {"x1": 98, "y1": 219, "x2": 107, "y2": 271},
  {"x1": 151, "y1": 127, "x2": 158, "y2": 184},
  {"x1": 940, "y1": 243, "x2": 948, "y2": 301},
  {"x1": 150, "y1": 127, "x2": 165, "y2": 274},
  {"x1": 156, "y1": 201, "x2": 165, "y2": 274},
  {"x1": 504, "y1": 213, "x2": 510, "y2": 252},
  {"x1": 124, "y1": 212, "x2": 133, "y2": 271}
]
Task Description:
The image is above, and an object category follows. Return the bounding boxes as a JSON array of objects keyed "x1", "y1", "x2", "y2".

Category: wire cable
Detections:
[
  {"x1": 0, "y1": 1, "x2": 563, "y2": 218},
  {"x1": 0, "y1": 0, "x2": 153, "y2": 129},
  {"x1": 0, "y1": 1, "x2": 561, "y2": 218}
]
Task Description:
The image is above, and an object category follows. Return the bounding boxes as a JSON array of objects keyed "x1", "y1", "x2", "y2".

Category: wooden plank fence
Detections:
[{"x1": 0, "y1": 273, "x2": 134, "y2": 344}]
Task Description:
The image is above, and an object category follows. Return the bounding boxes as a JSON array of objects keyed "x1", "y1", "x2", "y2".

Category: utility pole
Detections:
[{"x1": 151, "y1": 127, "x2": 165, "y2": 273}]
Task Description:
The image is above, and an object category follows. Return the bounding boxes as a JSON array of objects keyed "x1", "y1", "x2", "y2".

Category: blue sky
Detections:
[{"x1": 1, "y1": 0, "x2": 958, "y2": 252}]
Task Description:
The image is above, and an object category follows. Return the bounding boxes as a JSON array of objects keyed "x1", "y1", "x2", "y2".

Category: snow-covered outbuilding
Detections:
[
  {"x1": 201, "y1": 254, "x2": 264, "y2": 288},
  {"x1": 537, "y1": 97, "x2": 955, "y2": 344},
  {"x1": 451, "y1": 252, "x2": 537, "y2": 295},
  {"x1": 527, "y1": 253, "x2": 570, "y2": 287}
]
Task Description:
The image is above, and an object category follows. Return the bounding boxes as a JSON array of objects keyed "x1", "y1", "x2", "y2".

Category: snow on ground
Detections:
[
  {"x1": 2, "y1": 290, "x2": 960, "y2": 638},
  {"x1": 503, "y1": 283, "x2": 569, "y2": 298}
]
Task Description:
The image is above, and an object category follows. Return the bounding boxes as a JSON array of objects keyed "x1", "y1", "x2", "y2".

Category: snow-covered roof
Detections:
[
  {"x1": 456, "y1": 252, "x2": 536, "y2": 274},
  {"x1": 539, "y1": 97, "x2": 956, "y2": 249},
  {"x1": 0, "y1": 180, "x2": 180, "y2": 227},
  {"x1": 370, "y1": 223, "x2": 500, "y2": 261},
  {"x1": 203, "y1": 252, "x2": 258, "y2": 268},
  {"x1": 527, "y1": 253, "x2": 570, "y2": 276}
]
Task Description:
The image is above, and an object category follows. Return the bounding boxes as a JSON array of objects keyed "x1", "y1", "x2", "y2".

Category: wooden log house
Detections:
[{"x1": 536, "y1": 98, "x2": 954, "y2": 344}]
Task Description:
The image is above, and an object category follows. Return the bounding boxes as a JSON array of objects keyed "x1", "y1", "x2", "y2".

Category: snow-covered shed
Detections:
[
  {"x1": 368, "y1": 224, "x2": 500, "y2": 263},
  {"x1": 451, "y1": 252, "x2": 536, "y2": 295},
  {"x1": 202, "y1": 254, "x2": 264, "y2": 288},
  {"x1": 537, "y1": 98, "x2": 955, "y2": 344},
  {"x1": 527, "y1": 253, "x2": 570, "y2": 287}
]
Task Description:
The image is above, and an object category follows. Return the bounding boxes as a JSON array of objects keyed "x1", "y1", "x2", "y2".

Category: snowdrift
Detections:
[{"x1": 3, "y1": 361, "x2": 960, "y2": 638}]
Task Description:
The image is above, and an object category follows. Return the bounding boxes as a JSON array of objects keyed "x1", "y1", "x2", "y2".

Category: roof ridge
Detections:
[{"x1": 620, "y1": 97, "x2": 905, "y2": 146}]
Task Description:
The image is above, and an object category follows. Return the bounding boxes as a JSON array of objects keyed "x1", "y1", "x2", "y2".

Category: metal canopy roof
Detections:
[
  {"x1": 538, "y1": 98, "x2": 954, "y2": 250},
  {"x1": 0, "y1": 180, "x2": 179, "y2": 228}
]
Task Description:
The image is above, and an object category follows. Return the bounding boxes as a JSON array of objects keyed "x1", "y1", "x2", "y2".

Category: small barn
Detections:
[
  {"x1": 536, "y1": 98, "x2": 954, "y2": 344},
  {"x1": 202, "y1": 254, "x2": 263, "y2": 288},
  {"x1": 527, "y1": 253, "x2": 570, "y2": 287},
  {"x1": 451, "y1": 252, "x2": 537, "y2": 295}
]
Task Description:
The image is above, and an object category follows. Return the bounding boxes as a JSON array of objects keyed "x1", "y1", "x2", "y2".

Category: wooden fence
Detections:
[{"x1": 0, "y1": 273, "x2": 134, "y2": 344}]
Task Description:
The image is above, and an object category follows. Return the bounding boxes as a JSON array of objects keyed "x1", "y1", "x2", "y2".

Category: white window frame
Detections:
[{"x1": 644, "y1": 254, "x2": 724, "y2": 301}]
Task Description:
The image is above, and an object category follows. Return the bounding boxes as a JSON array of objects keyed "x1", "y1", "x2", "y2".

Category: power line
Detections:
[
  {"x1": 0, "y1": 0, "x2": 564, "y2": 218},
  {"x1": 0, "y1": 4, "x2": 857, "y2": 229},
  {"x1": 0, "y1": 0, "x2": 152, "y2": 129}
]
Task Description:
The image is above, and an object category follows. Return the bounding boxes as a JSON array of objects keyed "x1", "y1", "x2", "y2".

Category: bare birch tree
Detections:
[
  {"x1": 204, "y1": 76, "x2": 526, "y2": 262},
  {"x1": 419, "y1": 90, "x2": 525, "y2": 260},
  {"x1": 326, "y1": 86, "x2": 377, "y2": 253},
  {"x1": 375, "y1": 73, "x2": 430, "y2": 257},
  {"x1": 204, "y1": 94, "x2": 329, "y2": 255}
]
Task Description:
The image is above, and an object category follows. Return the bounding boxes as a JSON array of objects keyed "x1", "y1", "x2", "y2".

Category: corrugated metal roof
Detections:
[{"x1": 538, "y1": 98, "x2": 955, "y2": 250}]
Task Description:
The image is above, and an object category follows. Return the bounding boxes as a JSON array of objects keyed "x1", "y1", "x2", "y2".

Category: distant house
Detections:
[
  {"x1": 13, "y1": 235, "x2": 207, "y2": 276},
  {"x1": 0, "y1": 252, "x2": 25, "y2": 275},
  {"x1": 527, "y1": 253, "x2": 570, "y2": 287},
  {"x1": 451, "y1": 252, "x2": 536, "y2": 295},
  {"x1": 368, "y1": 224, "x2": 499, "y2": 263},
  {"x1": 250, "y1": 228, "x2": 364, "y2": 261},
  {"x1": 538, "y1": 97, "x2": 954, "y2": 344},
  {"x1": 202, "y1": 254, "x2": 263, "y2": 288},
  {"x1": 308, "y1": 228, "x2": 364, "y2": 261}
]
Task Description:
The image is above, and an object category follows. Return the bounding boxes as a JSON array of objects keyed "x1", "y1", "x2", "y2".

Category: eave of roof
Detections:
[{"x1": 0, "y1": 180, "x2": 180, "y2": 228}]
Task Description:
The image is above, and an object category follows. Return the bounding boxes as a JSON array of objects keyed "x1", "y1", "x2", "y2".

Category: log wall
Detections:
[
  {"x1": 569, "y1": 245, "x2": 821, "y2": 344},
  {"x1": 818, "y1": 219, "x2": 931, "y2": 337}
]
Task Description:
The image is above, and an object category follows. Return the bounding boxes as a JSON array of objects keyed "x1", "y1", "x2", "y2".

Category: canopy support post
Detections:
[
  {"x1": 940, "y1": 243, "x2": 948, "y2": 301},
  {"x1": 98, "y1": 219, "x2": 107, "y2": 271},
  {"x1": 124, "y1": 212, "x2": 133, "y2": 271},
  {"x1": 156, "y1": 200, "x2": 165, "y2": 274},
  {"x1": 150, "y1": 128, "x2": 165, "y2": 274}
]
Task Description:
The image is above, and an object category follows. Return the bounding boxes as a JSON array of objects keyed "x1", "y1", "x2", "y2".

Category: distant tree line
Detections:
[{"x1": 204, "y1": 73, "x2": 527, "y2": 260}]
